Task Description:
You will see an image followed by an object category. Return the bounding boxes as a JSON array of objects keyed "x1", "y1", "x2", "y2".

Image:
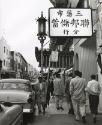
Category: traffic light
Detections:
[{"x1": 0, "y1": 60, "x2": 2, "y2": 70}]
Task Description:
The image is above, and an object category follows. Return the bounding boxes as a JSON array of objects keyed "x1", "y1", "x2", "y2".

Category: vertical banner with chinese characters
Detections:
[
  {"x1": 49, "y1": 8, "x2": 93, "y2": 37},
  {"x1": 50, "y1": 51, "x2": 58, "y2": 62}
]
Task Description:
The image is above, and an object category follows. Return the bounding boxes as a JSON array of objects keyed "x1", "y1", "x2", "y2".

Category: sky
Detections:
[
  {"x1": 0, "y1": 0, "x2": 96, "y2": 70},
  {"x1": 0, "y1": 0, "x2": 53, "y2": 69}
]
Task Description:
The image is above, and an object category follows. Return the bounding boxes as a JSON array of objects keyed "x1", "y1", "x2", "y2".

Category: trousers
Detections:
[
  {"x1": 55, "y1": 95, "x2": 63, "y2": 108},
  {"x1": 89, "y1": 94, "x2": 99, "y2": 114},
  {"x1": 72, "y1": 99, "x2": 86, "y2": 119}
]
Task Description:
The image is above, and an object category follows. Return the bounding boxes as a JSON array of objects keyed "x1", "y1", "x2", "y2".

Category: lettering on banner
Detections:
[
  {"x1": 57, "y1": 10, "x2": 63, "y2": 17},
  {"x1": 51, "y1": 18, "x2": 59, "y2": 28},
  {"x1": 67, "y1": 10, "x2": 72, "y2": 17},
  {"x1": 75, "y1": 11, "x2": 83, "y2": 16},
  {"x1": 70, "y1": 19, "x2": 79, "y2": 28},
  {"x1": 80, "y1": 19, "x2": 90, "y2": 27}
]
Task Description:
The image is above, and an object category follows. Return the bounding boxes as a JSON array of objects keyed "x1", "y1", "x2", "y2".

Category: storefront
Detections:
[{"x1": 74, "y1": 33, "x2": 97, "y2": 82}]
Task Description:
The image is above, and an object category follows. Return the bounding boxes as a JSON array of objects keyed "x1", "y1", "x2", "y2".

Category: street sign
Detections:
[
  {"x1": 50, "y1": 51, "x2": 58, "y2": 62},
  {"x1": 49, "y1": 8, "x2": 92, "y2": 37}
]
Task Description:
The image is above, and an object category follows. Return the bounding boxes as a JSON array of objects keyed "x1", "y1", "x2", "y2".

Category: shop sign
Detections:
[{"x1": 49, "y1": 8, "x2": 92, "y2": 37}]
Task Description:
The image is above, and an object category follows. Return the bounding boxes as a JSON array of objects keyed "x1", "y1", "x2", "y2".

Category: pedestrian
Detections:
[
  {"x1": 53, "y1": 73, "x2": 65, "y2": 110},
  {"x1": 49, "y1": 76, "x2": 54, "y2": 96},
  {"x1": 85, "y1": 74, "x2": 101, "y2": 123},
  {"x1": 46, "y1": 76, "x2": 54, "y2": 106},
  {"x1": 70, "y1": 70, "x2": 86, "y2": 123},
  {"x1": 35, "y1": 76, "x2": 47, "y2": 115},
  {"x1": 65, "y1": 73, "x2": 74, "y2": 114}
]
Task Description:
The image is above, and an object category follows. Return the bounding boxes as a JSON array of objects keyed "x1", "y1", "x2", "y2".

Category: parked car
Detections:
[
  {"x1": 0, "y1": 103, "x2": 23, "y2": 125},
  {"x1": 0, "y1": 79, "x2": 35, "y2": 114}
]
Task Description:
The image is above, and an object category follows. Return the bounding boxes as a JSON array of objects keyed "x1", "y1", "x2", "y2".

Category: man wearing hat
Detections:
[{"x1": 35, "y1": 76, "x2": 47, "y2": 114}]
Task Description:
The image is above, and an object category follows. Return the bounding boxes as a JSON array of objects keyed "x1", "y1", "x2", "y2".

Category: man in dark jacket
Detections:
[{"x1": 53, "y1": 73, "x2": 65, "y2": 110}]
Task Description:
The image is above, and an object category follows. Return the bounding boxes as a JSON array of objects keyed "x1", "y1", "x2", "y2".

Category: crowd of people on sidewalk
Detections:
[{"x1": 34, "y1": 70, "x2": 101, "y2": 124}]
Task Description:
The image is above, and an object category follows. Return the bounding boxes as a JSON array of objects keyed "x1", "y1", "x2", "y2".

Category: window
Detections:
[{"x1": 0, "y1": 82, "x2": 31, "y2": 92}]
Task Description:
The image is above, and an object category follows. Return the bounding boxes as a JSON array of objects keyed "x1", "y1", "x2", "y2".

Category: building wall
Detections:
[
  {"x1": 10, "y1": 51, "x2": 22, "y2": 78},
  {"x1": 0, "y1": 36, "x2": 10, "y2": 71},
  {"x1": 20, "y1": 54, "x2": 28, "y2": 79},
  {"x1": 70, "y1": 0, "x2": 97, "y2": 8},
  {"x1": 28, "y1": 64, "x2": 38, "y2": 81},
  {"x1": 73, "y1": 0, "x2": 97, "y2": 82},
  {"x1": 28, "y1": 64, "x2": 34, "y2": 76},
  {"x1": 10, "y1": 51, "x2": 28, "y2": 79},
  {"x1": 73, "y1": 0, "x2": 102, "y2": 112},
  {"x1": 74, "y1": 33, "x2": 97, "y2": 82},
  {"x1": 96, "y1": 2, "x2": 102, "y2": 111}
]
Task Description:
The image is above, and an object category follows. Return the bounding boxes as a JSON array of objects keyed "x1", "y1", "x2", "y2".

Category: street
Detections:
[{"x1": 23, "y1": 97, "x2": 102, "y2": 125}]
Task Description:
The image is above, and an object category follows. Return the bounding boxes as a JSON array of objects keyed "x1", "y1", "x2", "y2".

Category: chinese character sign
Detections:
[{"x1": 49, "y1": 8, "x2": 92, "y2": 37}]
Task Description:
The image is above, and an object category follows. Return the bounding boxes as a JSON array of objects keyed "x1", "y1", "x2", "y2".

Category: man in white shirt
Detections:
[{"x1": 86, "y1": 75, "x2": 101, "y2": 123}]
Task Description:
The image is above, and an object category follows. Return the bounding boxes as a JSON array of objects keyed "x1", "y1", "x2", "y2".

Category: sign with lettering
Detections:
[{"x1": 49, "y1": 8, "x2": 92, "y2": 37}]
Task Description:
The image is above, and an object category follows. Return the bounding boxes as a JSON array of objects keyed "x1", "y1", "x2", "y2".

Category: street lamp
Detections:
[{"x1": 37, "y1": 11, "x2": 47, "y2": 77}]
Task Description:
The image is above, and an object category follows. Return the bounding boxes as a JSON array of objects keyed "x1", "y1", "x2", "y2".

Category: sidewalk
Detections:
[
  {"x1": 34, "y1": 97, "x2": 102, "y2": 125},
  {"x1": 46, "y1": 96, "x2": 68, "y2": 115},
  {"x1": 35, "y1": 96, "x2": 68, "y2": 115}
]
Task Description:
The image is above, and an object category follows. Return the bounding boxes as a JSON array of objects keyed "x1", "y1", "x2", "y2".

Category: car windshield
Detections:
[{"x1": 0, "y1": 82, "x2": 32, "y2": 91}]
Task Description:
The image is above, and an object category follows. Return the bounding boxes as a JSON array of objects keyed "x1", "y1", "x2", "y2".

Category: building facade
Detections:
[
  {"x1": 10, "y1": 51, "x2": 22, "y2": 78},
  {"x1": 0, "y1": 36, "x2": 11, "y2": 78},
  {"x1": 19, "y1": 54, "x2": 28, "y2": 79},
  {"x1": 10, "y1": 51, "x2": 28, "y2": 79},
  {"x1": 73, "y1": 0, "x2": 102, "y2": 112},
  {"x1": 28, "y1": 64, "x2": 38, "y2": 81},
  {"x1": 96, "y1": 0, "x2": 102, "y2": 111}
]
